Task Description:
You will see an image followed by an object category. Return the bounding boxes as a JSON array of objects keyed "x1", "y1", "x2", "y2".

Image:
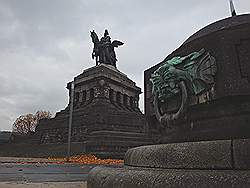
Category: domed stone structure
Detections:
[
  {"x1": 145, "y1": 14, "x2": 250, "y2": 143},
  {"x1": 88, "y1": 14, "x2": 250, "y2": 188}
]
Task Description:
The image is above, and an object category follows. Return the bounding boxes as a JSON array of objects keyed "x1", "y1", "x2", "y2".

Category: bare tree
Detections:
[
  {"x1": 35, "y1": 110, "x2": 52, "y2": 123},
  {"x1": 12, "y1": 114, "x2": 36, "y2": 134},
  {"x1": 12, "y1": 111, "x2": 52, "y2": 134}
]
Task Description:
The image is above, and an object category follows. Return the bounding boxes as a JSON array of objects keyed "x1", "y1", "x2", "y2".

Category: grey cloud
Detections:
[{"x1": 0, "y1": 0, "x2": 249, "y2": 130}]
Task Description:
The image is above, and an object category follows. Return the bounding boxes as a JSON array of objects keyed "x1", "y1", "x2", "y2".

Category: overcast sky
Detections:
[{"x1": 0, "y1": 0, "x2": 249, "y2": 131}]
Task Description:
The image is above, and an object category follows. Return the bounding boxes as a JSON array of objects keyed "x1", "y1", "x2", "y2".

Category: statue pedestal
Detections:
[
  {"x1": 88, "y1": 139, "x2": 250, "y2": 188},
  {"x1": 87, "y1": 15, "x2": 250, "y2": 187},
  {"x1": 36, "y1": 64, "x2": 152, "y2": 158},
  {"x1": 144, "y1": 14, "x2": 250, "y2": 143}
]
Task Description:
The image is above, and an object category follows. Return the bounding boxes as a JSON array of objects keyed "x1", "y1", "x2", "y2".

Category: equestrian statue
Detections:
[{"x1": 90, "y1": 29, "x2": 124, "y2": 67}]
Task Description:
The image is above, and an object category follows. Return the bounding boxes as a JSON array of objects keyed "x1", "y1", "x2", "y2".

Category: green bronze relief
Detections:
[{"x1": 150, "y1": 49, "x2": 217, "y2": 128}]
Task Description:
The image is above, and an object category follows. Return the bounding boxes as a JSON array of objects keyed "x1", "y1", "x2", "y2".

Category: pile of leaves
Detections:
[{"x1": 48, "y1": 154, "x2": 124, "y2": 165}]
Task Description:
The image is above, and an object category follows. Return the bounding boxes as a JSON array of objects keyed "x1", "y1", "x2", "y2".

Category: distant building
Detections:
[
  {"x1": 0, "y1": 131, "x2": 12, "y2": 143},
  {"x1": 9, "y1": 131, "x2": 35, "y2": 143}
]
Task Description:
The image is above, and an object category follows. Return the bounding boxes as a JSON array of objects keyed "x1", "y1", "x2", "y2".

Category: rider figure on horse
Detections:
[{"x1": 90, "y1": 29, "x2": 123, "y2": 68}]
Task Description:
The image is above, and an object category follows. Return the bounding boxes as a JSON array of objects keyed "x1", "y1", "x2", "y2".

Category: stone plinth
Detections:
[
  {"x1": 35, "y1": 64, "x2": 151, "y2": 158},
  {"x1": 125, "y1": 140, "x2": 232, "y2": 169},
  {"x1": 88, "y1": 14, "x2": 250, "y2": 188},
  {"x1": 88, "y1": 138, "x2": 250, "y2": 188},
  {"x1": 88, "y1": 166, "x2": 250, "y2": 188},
  {"x1": 144, "y1": 14, "x2": 250, "y2": 143}
]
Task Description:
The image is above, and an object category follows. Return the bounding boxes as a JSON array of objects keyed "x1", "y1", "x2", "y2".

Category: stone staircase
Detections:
[{"x1": 85, "y1": 130, "x2": 154, "y2": 159}]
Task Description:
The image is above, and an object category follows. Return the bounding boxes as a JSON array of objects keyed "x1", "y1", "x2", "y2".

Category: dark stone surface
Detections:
[
  {"x1": 144, "y1": 14, "x2": 250, "y2": 142},
  {"x1": 0, "y1": 143, "x2": 86, "y2": 158},
  {"x1": 158, "y1": 97, "x2": 250, "y2": 143},
  {"x1": 88, "y1": 166, "x2": 250, "y2": 188},
  {"x1": 125, "y1": 140, "x2": 232, "y2": 169},
  {"x1": 85, "y1": 131, "x2": 153, "y2": 159},
  {"x1": 233, "y1": 139, "x2": 250, "y2": 169},
  {"x1": 0, "y1": 163, "x2": 97, "y2": 182},
  {"x1": 87, "y1": 139, "x2": 250, "y2": 187},
  {"x1": 88, "y1": 15, "x2": 250, "y2": 188},
  {"x1": 0, "y1": 131, "x2": 11, "y2": 143},
  {"x1": 183, "y1": 14, "x2": 250, "y2": 45},
  {"x1": 34, "y1": 64, "x2": 151, "y2": 159}
]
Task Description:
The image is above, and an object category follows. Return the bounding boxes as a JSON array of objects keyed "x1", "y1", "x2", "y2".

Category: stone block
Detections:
[
  {"x1": 34, "y1": 64, "x2": 150, "y2": 159},
  {"x1": 87, "y1": 166, "x2": 250, "y2": 188},
  {"x1": 233, "y1": 138, "x2": 250, "y2": 169},
  {"x1": 144, "y1": 14, "x2": 250, "y2": 142},
  {"x1": 125, "y1": 140, "x2": 232, "y2": 169}
]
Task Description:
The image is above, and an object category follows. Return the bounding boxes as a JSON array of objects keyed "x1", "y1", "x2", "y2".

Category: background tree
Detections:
[
  {"x1": 35, "y1": 110, "x2": 52, "y2": 123},
  {"x1": 12, "y1": 110, "x2": 52, "y2": 134}
]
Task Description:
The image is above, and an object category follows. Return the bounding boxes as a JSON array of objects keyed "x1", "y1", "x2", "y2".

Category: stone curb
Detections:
[
  {"x1": 124, "y1": 139, "x2": 250, "y2": 169},
  {"x1": 125, "y1": 140, "x2": 232, "y2": 169},
  {"x1": 87, "y1": 166, "x2": 250, "y2": 188}
]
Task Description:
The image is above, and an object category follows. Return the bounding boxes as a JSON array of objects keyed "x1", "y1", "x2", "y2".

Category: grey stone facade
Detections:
[
  {"x1": 35, "y1": 64, "x2": 152, "y2": 158},
  {"x1": 144, "y1": 14, "x2": 250, "y2": 143}
]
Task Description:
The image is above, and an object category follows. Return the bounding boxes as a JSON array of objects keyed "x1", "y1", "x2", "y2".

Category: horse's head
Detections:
[{"x1": 90, "y1": 30, "x2": 99, "y2": 44}]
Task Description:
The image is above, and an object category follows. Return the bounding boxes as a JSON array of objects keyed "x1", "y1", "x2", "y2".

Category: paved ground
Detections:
[
  {"x1": 0, "y1": 157, "x2": 98, "y2": 188},
  {"x1": 0, "y1": 163, "x2": 95, "y2": 182},
  {"x1": 0, "y1": 157, "x2": 54, "y2": 163},
  {"x1": 0, "y1": 182, "x2": 87, "y2": 188}
]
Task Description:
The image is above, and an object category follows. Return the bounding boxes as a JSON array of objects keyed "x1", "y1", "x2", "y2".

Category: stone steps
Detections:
[
  {"x1": 85, "y1": 140, "x2": 153, "y2": 150},
  {"x1": 87, "y1": 135, "x2": 152, "y2": 143},
  {"x1": 88, "y1": 166, "x2": 250, "y2": 188},
  {"x1": 124, "y1": 138, "x2": 250, "y2": 170},
  {"x1": 89, "y1": 130, "x2": 147, "y2": 136},
  {"x1": 86, "y1": 140, "x2": 152, "y2": 147},
  {"x1": 88, "y1": 127, "x2": 144, "y2": 134},
  {"x1": 87, "y1": 138, "x2": 250, "y2": 187},
  {"x1": 85, "y1": 131, "x2": 154, "y2": 159},
  {"x1": 85, "y1": 130, "x2": 154, "y2": 158}
]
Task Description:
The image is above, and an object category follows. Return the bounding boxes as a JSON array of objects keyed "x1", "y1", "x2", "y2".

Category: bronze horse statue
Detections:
[
  {"x1": 90, "y1": 30, "x2": 124, "y2": 67},
  {"x1": 90, "y1": 30, "x2": 100, "y2": 66}
]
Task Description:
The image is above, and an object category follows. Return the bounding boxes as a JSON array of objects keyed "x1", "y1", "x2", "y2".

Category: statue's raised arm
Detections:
[{"x1": 112, "y1": 40, "x2": 124, "y2": 48}]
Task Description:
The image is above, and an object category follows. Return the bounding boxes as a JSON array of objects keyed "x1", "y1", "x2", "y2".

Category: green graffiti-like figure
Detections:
[{"x1": 151, "y1": 49, "x2": 216, "y2": 128}]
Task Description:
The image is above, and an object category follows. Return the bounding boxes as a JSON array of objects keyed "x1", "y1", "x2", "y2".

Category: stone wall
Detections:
[
  {"x1": 34, "y1": 64, "x2": 152, "y2": 158},
  {"x1": 144, "y1": 14, "x2": 250, "y2": 143}
]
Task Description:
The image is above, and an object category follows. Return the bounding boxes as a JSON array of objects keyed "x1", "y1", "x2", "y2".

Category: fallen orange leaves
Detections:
[{"x1": 48, "y1": 154, "x2": 124, "y2": 165}]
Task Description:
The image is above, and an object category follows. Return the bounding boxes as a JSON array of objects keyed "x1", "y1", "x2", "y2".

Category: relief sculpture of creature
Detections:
[{"x1": 150, "y1": 49, "x2": 217, "y2": 128}]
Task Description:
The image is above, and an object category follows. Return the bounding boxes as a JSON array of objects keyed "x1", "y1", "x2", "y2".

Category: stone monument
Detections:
[
  {"x1": 35, "y1": 30, "x2": 152, "y2": 159},
  {"x1": 144, "y1": 14, "x2": 250, "y2": 143},
  {"x1": 90, "y1": 29, "x2": 123, "y2": 67},
  {"x1": 88, "y1": 15, "x2": 250, "y2": 187}
]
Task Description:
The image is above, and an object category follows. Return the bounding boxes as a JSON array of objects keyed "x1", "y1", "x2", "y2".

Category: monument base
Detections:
[
  {"x1": 88, "y1": 167, "x2": 250, "y2": 188},
  {"x1": 88, "y1": 138, "x2": 250, "y2": 188},
  {"x1": 35, "y1": 64, "x2": 152, "y2": 159},
  {"x1": 158, "y1": 96, "x2": 250, "y2": 144}
]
